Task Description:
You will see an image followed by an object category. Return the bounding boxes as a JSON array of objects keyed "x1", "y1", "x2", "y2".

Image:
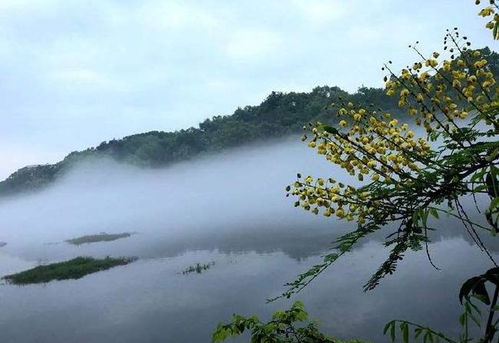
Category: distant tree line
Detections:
[{"x1": 1, "y1": 47, "x2": 496, "y2": 196}]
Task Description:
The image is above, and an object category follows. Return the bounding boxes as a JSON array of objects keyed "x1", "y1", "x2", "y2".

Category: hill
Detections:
[{"x1": 1, "y1": 47, "x2": 497, "y2": 197}]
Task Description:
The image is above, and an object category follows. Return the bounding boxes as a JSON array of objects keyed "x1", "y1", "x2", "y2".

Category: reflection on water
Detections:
[
  {"x1": 0, "y1": 139, "x2": 496, "y2": 342},
  {"x1": 0, "y1": 237, "x2": 495, "y2": 343}
]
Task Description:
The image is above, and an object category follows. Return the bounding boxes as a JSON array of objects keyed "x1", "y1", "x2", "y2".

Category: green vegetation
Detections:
[
  {"x1": 66, "y1": 232, "x2": 133, "y2": 245},
  {"x1": 181, "y1": 262, "x2": 215, "y2": 275},
  {"x1": 1, "y1": 46, "x2": 496, "y2": 196},
  {"x1": 3, "y1": 256, "x2": 136, "y2": 285},
  {"x1": 215, "y1": 2, "x2": 499, "y2": 342},
  {"x1": 213, "y1": 301, "x2": 366, "y2": 343},
  {"x1": 0, "y1": 85, "x2": 398, "y2": 195}
]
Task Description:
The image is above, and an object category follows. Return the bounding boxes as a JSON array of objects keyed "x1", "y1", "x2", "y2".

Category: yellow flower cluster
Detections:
[
  {"x1": 384, "y1": 47, "x2": 498, "y2": 132},
  {"x1": 289, "y1": 175, "x2": 375, "y2": 223},
  {"x1": 476, "y1": 1, "x2": 499, "y2": 39},
  {"x1": 290, "y1": 22, "x2": 498, "y2": 225},
  {"x1": 313, "y1": 108, "x2": 427, "y2": 175},
  {"x1": 291, "y1": 101, "x2": 436, "y2": 219}
]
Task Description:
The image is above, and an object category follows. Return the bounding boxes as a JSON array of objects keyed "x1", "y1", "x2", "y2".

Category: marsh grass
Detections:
[
  {"x1": 3, "y1": 256, "x2": 136, "y2": 285},
  {"x1": 66, "y1": 232, "x2": 133, "y2": 245},
  {"x1": 181, "y1": 262, "x2": 215, "y2": 275}
]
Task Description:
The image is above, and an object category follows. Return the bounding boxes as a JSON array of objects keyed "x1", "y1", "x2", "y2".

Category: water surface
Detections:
[{"x1": 0, "y1": 139, "x2": 495, "y2": 342}]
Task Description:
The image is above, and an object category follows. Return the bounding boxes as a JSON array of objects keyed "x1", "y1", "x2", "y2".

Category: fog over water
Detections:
[{"x1": 0, "y1": 137, "x2": 496, "y2": 342}]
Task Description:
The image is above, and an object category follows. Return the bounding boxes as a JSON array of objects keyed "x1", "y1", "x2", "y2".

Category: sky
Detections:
[{"x1": 0, "y1": 0, "x2": 495, "y2": 179}]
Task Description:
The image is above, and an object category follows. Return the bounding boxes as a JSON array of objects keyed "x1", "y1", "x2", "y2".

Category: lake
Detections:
[{"x1": 0, "y1": 138, "x2": 495, "y2": 342}]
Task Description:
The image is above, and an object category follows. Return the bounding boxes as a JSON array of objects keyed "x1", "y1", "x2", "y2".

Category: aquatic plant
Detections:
[
  {"x1": 3, "y1": 256, "x2": 136, "y2": 285},
  {"x1": 181, "y1": 262, "x2": 215, "y2": 275},
  {"x1": 66, "y1": 232, "x2": 133, "y2": 245}
]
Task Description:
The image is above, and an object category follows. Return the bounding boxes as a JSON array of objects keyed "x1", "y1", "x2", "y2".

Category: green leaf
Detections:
[
  {"x1": 423, "y1": 331, "x2": 433, "y2": 343},
  {"x1": 471, "y1": 169, "x2": 487, "y2": 182},
  {"x1": 421, "y1": 209, "x2": 429, "y2": 228},
  {"x1": 459, "y1": 313, "x2": 466, "y2": 327},
  {"x1": 401, "y1": 322, "x2": 409, "y2": 343},
  {"x1": 412, "y1": 210, "x2": 420, "y2": 226},
  {"x1": 487, "y1": 147, "x2": 499, "y2": 162},
  {"x1": 490, "y1": 197, "x2": 499, "y2": 211},
  {"x1": 321, "y1": 125, "x2": 338, "y2": 134},
  {"x1": 486, "y1": 171, "x2": 499, "y2": 198},
  {"x1": 383, "y1": 321, "x2": 391, "y2": 334},
  {"x1": 459, "y1": 276, "x2": 481, "y2": 304},
  {"x1": 429, "y1": 208, "x2": 439, "y2": 219},
  {"x1": 475, "y1": 185, "x2": 488, "y2": 193},
  {"x1": 415, "y1": 327, "x2": 423, "y2": 339}
]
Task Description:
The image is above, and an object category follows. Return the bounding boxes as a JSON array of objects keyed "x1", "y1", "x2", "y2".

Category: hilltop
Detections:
[
  {"x1": 1, "y1": 47, "x2": 497, "y2": 197},
  {"x1": 0, "y1": 85, "x2": 397, "y2": 196}
]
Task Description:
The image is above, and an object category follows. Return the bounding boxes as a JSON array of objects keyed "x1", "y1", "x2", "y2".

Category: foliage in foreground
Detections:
[
  {"x1": 65, "y1": 232, "x2": 133, "y2": 245},
  {"x1": 212, "y1": 301, "x2": 365, "y2": 343},
  {"x1": 215, "y1": 1, "x2": 499, "y2": 342},
  {"x1": 2, "y1": 256, "x2": 136, "y2": 285}
]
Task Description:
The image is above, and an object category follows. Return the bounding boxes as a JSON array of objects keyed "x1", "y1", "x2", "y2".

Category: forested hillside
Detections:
[{"x1": 1, "y1": 47, "x2": 497, "y2": 196}]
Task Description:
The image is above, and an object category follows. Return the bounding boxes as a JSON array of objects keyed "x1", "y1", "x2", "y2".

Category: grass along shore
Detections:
[
  {"x1": 3, "y1": 256, "x2": 136, "y2": 285},
  {"x1": 66, "y1": 232, "x2": 133, "y2": 245}
]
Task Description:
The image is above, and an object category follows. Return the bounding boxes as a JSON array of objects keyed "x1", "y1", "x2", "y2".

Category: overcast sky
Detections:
[{"x1": 0, "y1": 0, "x2": 495, "y2": 179}]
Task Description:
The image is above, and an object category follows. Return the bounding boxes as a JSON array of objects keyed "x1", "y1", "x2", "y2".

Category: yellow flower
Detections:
[
  {"x1": 336, "y1": 208, "x2": 345, "y2": 218},
  {"x1": 479, "y1": 7, "x2": 494, "y2": 17},
  {"x1": 360, "y1": 192, "x2": 369, "y2": 200},
  {"x1": 474, "y1": 59, "x2": 488, "y2": 68},
  {"x1": 339, "y1": 120, "x2": 348, "y2": 127},
  {"x1": 425, "y1": 59, "x2": 438, "y2": 67}
]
